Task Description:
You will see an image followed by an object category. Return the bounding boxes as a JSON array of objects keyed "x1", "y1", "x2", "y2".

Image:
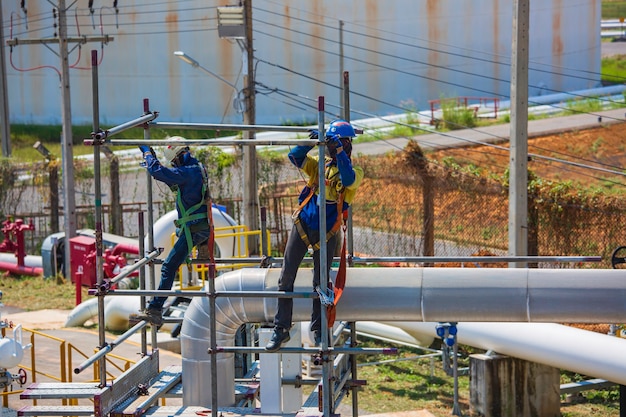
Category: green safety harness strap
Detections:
[{"x1": 173, "y1": 163, "x2": 210, "y2": 266}]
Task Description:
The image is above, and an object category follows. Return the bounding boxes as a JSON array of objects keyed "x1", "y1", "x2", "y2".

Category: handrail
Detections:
[{"x1": 1, "y1": 327, "x2": 138, "y2": 408}]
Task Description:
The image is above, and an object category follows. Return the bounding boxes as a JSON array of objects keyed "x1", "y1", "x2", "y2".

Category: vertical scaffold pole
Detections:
[
  {"x1": 142, "y1": 99, "x2": 159, "y2": 351},
  {"x1": 91, "y1": 49, "x2": 107, "y2": 386},
  {"x1": 138, "y1": 211, "x2": 147, "y2": 354},
  {"x1": 342, "y1": 71, "x2": 360, "y2": 417},
  {"x1": 209, "y1": 255, "x2": 218, "y2": 417},
  {"x1": 317, "y1": 97, "x2": 332, "y2": 417}
]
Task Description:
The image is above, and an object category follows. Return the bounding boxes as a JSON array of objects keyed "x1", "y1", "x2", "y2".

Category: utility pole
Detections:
[
  {"x1": 58, "y1": 0, "x2": 77, "y2": 279},
  {"x1": 0, "y1": 5, "x2": 11, "y2": 157},
  {"x1": 339, "y1": 20, "x2": 344, "y2": 115},
  {"x1": 6, "y1": 1, "x2": 113, "y2": 276},
  {"x1": 242, "y1": 0, "x2": 259, "y2": 254},
  {"x1": 508, "y1": 0, "x2": 530, "y2": 268}
]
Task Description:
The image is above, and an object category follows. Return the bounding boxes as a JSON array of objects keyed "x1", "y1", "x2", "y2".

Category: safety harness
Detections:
[
  {"x1": 173, "y1": 163, "x2": 214, "y2": 270},
  {"x1": 292, "y1": 164, "x2": 347, "y2": 251},
  {"x1": 293, "y1": 161, "x2": 349, "y2": 328}
]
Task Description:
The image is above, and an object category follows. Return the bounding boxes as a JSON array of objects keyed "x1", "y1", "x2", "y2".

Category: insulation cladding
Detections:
[{"x1": 2, "y1": 0, "x2": 600, "y2": 125}]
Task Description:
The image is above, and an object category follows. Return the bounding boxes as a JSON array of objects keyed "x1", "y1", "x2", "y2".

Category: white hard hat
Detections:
[{"x1": 163, "y1": 136, "x2": 189, "y2": 165}]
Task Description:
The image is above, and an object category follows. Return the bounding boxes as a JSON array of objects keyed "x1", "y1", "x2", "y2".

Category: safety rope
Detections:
[{"x1": 327, "y1": 223, "x2": 347, "y2": 327}]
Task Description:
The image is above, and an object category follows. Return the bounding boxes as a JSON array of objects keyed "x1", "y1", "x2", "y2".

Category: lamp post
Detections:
[
  {"x1": 33, "y1": 141, "x2": 59, "y2": 234},
  {"x1": 174, "y1": 51, "x2": 238, "y2": 92},
  {"x1": 174, "y1": 48, "x2": 259, "y2": 254}
]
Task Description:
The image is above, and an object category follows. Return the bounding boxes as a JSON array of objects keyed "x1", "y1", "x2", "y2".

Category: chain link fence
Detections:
[{"x1": 1, "y1": 149, "x2": 624, "y2": 269}]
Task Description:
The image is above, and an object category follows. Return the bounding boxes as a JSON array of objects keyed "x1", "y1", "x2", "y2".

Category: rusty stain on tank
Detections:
[
  {"x1": 492, "y1": 0, "x2": 501, "y2": 93},
  {"x1": 552, "y1": 0, "x2": 564, "y2": 70},
  {"x1": 165, "y1": 11, "x2": 181, "y2": 115},
  {"x1": 310, "y1": 2, "x2": 324, "y2": 83},
  {"x1": 364, "y1": 0, "x2": 381, "y2": 104},
  {"x1": 281, "y1": 4, "x2": 295, "y2": 74}
]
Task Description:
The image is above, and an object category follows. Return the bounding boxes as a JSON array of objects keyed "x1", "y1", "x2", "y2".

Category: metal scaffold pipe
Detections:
[
  {"x1": 89, "y1": 138, "x2": 319, "y2": 147},
  {"x1": 150, "y1": 121, "x2": 312, "y2": 132},
  {"x1": 88, "y1": 111, "x2": 159, "y2": 142}
]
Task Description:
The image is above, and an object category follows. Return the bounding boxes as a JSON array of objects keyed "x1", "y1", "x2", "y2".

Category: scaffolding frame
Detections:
[
  {"x1": 80, "y1": 51, "x2": 366, "y2": 416},
  {"x1": 72, "y1": 51, "x2": 604, "y2": 417}
]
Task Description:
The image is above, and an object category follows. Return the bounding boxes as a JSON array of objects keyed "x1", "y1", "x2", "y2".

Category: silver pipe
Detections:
[
  {"x1": 351, "y1": 256, "x2": 602, "y2": 264},
  {"x1": 317, "y1": 98, "x2": 332, "y2": 417},
  {"x1": 109, "y1": 249, "x2": 161, "y2": 285},
  {"x1": 87, "y1": 111, "x2": 158, "y2": 142},
  {"x1": 102, "y1": 138, "x2": 318, "y2": 147},
  {"x1": 181, "y1": 255, "x2": 601, "y2": 265},
  {"x1": 212, "y1": 346, "x2": 396, "y2": 355},
  {"x1": 180, "y1": 266, "x2": 626, "y2": 407},
  {"x1": 91, "y1": 49, "x2": 107, "y2": 387},
  {"x1": 150, "y1": 121, "x2": 312, "y2": 132},
  {"x1": 99, "y1": 289, "x2": 317, "y2": 298},
  {"x1": 74, "y1": 321, "x2": 147, "y2": 374},
  {"x1": 138, "y1": 212, "x2": 147, "y2": 353}
]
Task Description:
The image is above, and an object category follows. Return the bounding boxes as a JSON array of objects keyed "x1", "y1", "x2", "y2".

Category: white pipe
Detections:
[
  {"x1": 0, "y1": 253, "x2": 43, "y2": 268},
  {"x1": 180, "y1": 267, "x2": 626, "y2": 407},
  {"x1": 383, "y1": 321, "x2": 626, "y2": 388},
  {"x1": 64, "y1": 207, "x2": 241, "y2": 330},
  {"x1": 146, "y1": 208, "x2": 242, "y2": 287}
]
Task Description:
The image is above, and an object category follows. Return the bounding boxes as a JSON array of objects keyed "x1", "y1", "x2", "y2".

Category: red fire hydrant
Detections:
[{"x1": 0, "y1": 217, "x2": 35, "y2": 267}]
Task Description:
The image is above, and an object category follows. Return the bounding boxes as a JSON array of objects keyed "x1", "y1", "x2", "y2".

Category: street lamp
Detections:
[
  {"x1": 173, "y1": 47, "x2": 258, "y2": 253},
  {"x1": 173, "y1": 50, "x2": 238, "y2": 92}
]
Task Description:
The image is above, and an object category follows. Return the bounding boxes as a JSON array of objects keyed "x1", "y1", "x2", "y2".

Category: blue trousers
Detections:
[
  {"x1": 148, "y1": 228, "x2": 211, "y2": 311},
  {"x1": 273, "y1": 221, "x2": 337, "y2": 333}
]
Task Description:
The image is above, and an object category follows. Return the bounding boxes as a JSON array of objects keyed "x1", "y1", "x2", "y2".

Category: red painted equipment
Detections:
[
  {"x1": 69, "y1": 236, "x2": 139, "y2": 287},
  {"x1": 69, "y1": 236, "x2": 97, "y2": 287},
  {"x1": 0, "y1": 217, "x2": 42, "y2": 276}
]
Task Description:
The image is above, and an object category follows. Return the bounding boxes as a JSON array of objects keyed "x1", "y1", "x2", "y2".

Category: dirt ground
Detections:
[{"x1": 428, "y1": 122, "x2": 626, "y2": 188}]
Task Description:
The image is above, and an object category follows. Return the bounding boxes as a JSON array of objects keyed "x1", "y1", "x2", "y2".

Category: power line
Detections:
[
  {"x1": 255, "y1": 2, "x2": 626, "y2": 85},
  {"x1": 254, "y1": 75, "x2": 626, "y2": 185},
  {"x1": 253, "y1": 24, "x2": 625, "y2": 123}
]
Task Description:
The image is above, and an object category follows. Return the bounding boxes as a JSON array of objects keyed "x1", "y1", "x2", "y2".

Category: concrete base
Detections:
[{"x1": 470, "y1": 353, "x2": 559, "y2": 417}]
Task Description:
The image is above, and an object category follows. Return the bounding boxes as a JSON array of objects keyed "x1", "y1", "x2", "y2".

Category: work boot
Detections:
[
  {"x1": 313, "y1": 330, "x2": 322, "y2": 347},
  {"x1": 129, "y1": 307, "x2": 163, "y2": 327},
  {"x1": 265, "y1": 327, "x2": 290, "y2": 352}
]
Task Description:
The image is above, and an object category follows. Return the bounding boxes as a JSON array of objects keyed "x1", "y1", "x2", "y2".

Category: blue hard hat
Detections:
[{"x1": 326, "y1": 119, "x2": 356, "y2": 139}]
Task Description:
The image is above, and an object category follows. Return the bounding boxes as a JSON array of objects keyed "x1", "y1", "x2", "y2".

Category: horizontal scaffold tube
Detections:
[{"x1": 180, "y1": 267, "x2": 626, "y2": 407}]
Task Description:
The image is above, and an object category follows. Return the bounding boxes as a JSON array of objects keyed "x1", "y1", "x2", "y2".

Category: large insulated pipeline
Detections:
[
  {"x1": 180, "y1": 267, "x2": 626, "y2": 407},
  {"x1": 373, "y1": 321, "x2": 626, "y2": 389}
]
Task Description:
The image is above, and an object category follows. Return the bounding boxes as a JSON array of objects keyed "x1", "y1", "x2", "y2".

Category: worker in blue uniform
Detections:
[
  {"x1": 266, "y1": 120, "x2": 364, "y2": 352},
  {"x1": 131, "y1": 137, "x2": 211, "y2": 326}
]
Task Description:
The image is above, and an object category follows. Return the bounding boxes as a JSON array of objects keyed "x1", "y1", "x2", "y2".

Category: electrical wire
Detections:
[
  {"x1": 5, "y1": 1, "x2": 625, "y2": 182},
  {"x1": 256, "y1": 77, "x2": 626, "y2": 184},
  {"x1": 253, "y1": 25, "x2": 625, "y2": 124},
  {"x1": 255, "y1": 2, "x2": 626, "y2": 85}
]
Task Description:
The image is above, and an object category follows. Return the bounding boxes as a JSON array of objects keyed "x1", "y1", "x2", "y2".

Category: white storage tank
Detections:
[{"x1": 3, "y1": 1, "x2": 600, "y2": 125}]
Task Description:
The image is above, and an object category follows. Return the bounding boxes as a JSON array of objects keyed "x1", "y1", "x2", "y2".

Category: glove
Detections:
[
  {"x1": 308, "y1": 129, "x2": 319, "y2": 140},
  {"x1": 139, "y1": 145, "x2": 156, "y2": 158},
  {"x1": 326, "y1": 134, "x2": 343, "y2": 158}
]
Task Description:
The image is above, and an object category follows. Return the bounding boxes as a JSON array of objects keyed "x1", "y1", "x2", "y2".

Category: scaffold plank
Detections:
[
  {"x1": 17, "y1": 405, "x2": 94, "y2": 416},
  {"x1": 110, "y1": 365, "x2": 182, "y2": 417},
  {"x1": 20, "y1": 382, "x2": 105, "y2": 399},
  {"x1": 94, "y1": 350, "x2": 161, "y2": 417}
]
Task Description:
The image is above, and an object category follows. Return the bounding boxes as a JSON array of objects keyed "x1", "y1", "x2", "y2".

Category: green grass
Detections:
[
  {"x1": 603, "y1": 1, "x2": 626, "y2": 19},
  {"x1": 601, "y1": 55, "x2": 626, "y2": 84},
  {"x1": 0, "y1": 274, "x2": 91, "y2": 311}
]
